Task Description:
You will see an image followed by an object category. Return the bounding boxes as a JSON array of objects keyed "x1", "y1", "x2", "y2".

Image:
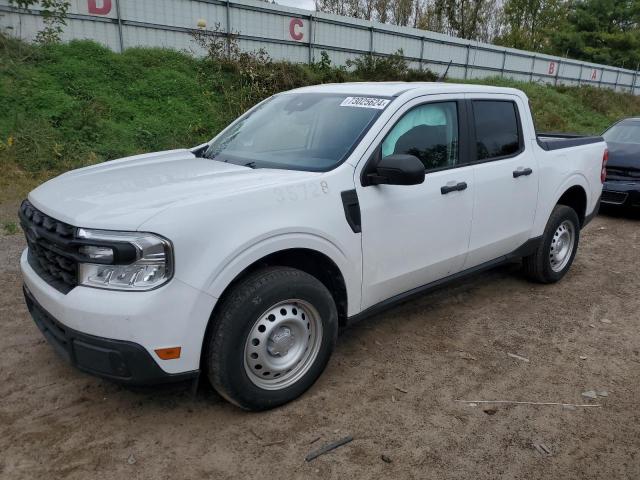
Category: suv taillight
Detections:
[{"x1": 601, "y1": 148, "x2": 608, "y2": 183}]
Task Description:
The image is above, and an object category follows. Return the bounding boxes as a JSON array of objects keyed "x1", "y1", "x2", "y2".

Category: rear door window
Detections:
[{"x1": 472, "y1": 101, "x2": 522, "y2": 161}]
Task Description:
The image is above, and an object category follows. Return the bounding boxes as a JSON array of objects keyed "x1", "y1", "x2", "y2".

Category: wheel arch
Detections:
[
  {"x1": 556, "y1": 184, "x2": 588, "y2": 226},
  {"x1": 533, "y1": 175, "x2": 592, "y2": 238},
  {"x1": 217, "y1": 248, "x2": 349, "y2": 324},
  {"x1": 205, "y1": 233, "x2": 357, "y2": 325}
]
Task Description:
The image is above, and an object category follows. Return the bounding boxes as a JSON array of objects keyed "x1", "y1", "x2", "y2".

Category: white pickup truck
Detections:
[{"x1": 20, "y1": 83, "x2": 606, "y2": 410}]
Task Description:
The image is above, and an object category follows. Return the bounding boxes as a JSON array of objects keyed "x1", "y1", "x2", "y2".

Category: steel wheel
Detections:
[
  {"x1": 244, "y1": 299, "x2": 323, "y2": 391},
  {"x1": 549, "y1": 220, "x2": 575, "y2": 273}
]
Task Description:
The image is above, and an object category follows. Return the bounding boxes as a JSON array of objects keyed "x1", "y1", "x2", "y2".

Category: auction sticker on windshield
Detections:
[{"x1": 340, "y1": 97, "x2": 390, "y2": 109}]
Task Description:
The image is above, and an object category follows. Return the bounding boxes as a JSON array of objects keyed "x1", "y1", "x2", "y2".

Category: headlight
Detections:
[{"x1": 76, "y1": 228, "x2": 173, "y2": 291}]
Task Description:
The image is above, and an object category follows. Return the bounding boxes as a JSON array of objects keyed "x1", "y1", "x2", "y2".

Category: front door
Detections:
[{"x1": 356, "y1": 97, "x2": 475, "y2": 310}]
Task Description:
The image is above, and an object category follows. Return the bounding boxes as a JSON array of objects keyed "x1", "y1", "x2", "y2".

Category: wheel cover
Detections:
[
  {"x1": 549, "y1": 220, "x2": 575, "y2": 273},
  {"x1": 244, "y1": 299, "x2": 323, "y2": 391}
]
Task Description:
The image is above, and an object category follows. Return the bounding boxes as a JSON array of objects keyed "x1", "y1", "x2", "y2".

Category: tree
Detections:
[
  {"x1": 415, "y1": 1, "x2": 446, "y2": 32},
  {"x1": 550, "y1": 0, "x2": 640, "y2": 67},
  {"x1": 9, "y1": 0, "x2": 70, "y2": 43},
  {"x1": 391, "y1": 0, "x2": 414, "y2": 26},
  {"x1": 495, "y1": 0, "x2": 568, "y2": 51},
  {"x1": 374, "y1": 0, "x2": 391, "y2": 22},
  {"x1": 314, "y1": 0, "x2": 506, "y2": 43},
  {"x1": 361, "y1": 0, "x2": 376, "y2": 19},
  {"x1": 316, "y1": 0, "x2": 390, "y2": 20},
  {"x1": 425, "y1": 0, "x2": 499, "y2": 40},
  {"x1": 315, "y1": 0, "x2": 363, "y2": 17}
]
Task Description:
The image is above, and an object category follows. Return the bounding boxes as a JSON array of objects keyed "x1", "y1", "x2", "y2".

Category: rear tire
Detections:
[
  {"x1": 523, "y1": 205, "x2": 580, "y2": 284},
  {"x1": 205, "y1": 266, "x2": 338, "y2": 411}
]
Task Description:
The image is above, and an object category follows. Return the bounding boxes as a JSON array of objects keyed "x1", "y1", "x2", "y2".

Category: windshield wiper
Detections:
[{"x1": 244, "y1": 162, "x2": 257, "y2": 169}]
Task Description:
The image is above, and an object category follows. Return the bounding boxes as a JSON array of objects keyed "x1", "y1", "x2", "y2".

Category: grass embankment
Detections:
[{"x1": 1, "y1": 35, "x2": 640, "y2": 232}]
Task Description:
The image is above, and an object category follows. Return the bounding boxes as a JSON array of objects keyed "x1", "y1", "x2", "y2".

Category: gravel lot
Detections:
[{"x1": 1, "y1": 211, "x2": 638, "y2": 479}]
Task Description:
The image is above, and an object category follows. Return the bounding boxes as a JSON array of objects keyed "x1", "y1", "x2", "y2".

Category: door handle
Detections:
[
  {"x1": 513, "y1": 167, "x2": 533, "y2": 178},
  {"x1": 441, "y1": 182, "x2": 468, "y2": 195}
]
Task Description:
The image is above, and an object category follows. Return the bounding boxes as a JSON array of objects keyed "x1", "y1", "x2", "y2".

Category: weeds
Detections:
[{"x1": 2, "y1": 221, "x2": 19, "y2": 235}]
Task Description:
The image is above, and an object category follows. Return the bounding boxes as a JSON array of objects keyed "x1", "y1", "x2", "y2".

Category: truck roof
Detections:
[{"x1": 289, "y1": 82, "x2": 526, "y2": 98}]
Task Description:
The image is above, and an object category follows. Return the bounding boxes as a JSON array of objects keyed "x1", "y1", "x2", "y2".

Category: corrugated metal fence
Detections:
[{"x1": 2, "y1": 0, "x2": 639, "y2": 94}]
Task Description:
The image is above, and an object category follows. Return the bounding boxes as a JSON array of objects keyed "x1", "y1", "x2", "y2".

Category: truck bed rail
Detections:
[{"x1": 537, "y1": 133, "x2": 604, "y2": 151}]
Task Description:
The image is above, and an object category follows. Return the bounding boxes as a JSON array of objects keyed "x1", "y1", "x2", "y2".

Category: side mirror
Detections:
[{"x1": 365, "y1": 154, "x2": 425, "y2": 186}]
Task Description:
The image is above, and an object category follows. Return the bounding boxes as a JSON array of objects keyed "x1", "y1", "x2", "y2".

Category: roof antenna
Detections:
[{"x1": 438, "y1": 60, "x2": 453, "y2": 82}]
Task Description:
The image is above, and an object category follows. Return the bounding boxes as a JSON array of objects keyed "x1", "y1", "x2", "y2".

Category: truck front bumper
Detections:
[
  {"x1": 20, "y1": 249, "x2": 217, "y2": 386},
  {"x1": 24, "y1": 286, "x2": 198, "y2": 385}
]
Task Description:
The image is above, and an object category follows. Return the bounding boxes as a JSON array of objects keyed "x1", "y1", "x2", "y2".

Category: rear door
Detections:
[
  {"x1": 463, "y1": 95, "x2": 539, "y2": 269},
  {"x1": 355, "y1": 96, "x2": 475, "y2": 310}
]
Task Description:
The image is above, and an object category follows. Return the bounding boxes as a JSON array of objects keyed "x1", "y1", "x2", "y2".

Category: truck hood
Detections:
[{"x1": 28, "y1": 149, "x2": 317, "y2": 230}]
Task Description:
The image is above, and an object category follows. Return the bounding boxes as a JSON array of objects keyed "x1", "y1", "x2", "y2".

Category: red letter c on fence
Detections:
[
  {"x1": 88, "y1": 0, "x2": 112, "y2": 15},
  {"x1": 289, "y1": 18, "x2": 304, "y2": 41}
]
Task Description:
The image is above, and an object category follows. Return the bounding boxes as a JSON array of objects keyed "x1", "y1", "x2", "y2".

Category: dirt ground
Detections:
[{"x1": 1, "y1": 210, "x2": 639, "y2": 480}]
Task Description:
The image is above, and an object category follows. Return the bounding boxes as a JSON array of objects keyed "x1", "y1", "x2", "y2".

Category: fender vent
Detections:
[{"x1": 341, "y1": 190, "x2": 361, "y2": 234}]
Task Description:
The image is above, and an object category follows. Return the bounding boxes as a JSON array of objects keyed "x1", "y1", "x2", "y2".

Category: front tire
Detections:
[
  {"x1": 205, "y1": 267, "x2": 338, "y2": 411},
  {"x1": 523, "y1": 205, "x2": 580, "y2": 283}
]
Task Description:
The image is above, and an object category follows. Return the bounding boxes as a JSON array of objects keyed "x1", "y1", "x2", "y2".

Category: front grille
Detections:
[
  {"x1": 19, "y1": 200, "x2": 78, "y2": 294},
  {"x1": 601, "y1": 190, "x2": 628, "y2": 205}
]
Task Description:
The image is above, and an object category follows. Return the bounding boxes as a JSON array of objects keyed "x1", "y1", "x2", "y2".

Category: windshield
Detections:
[
  {"x1": 204, "y1": 93, "x2": 391, "y2": 171},
  {"x1": 603, "y1": 121, "x2": 640, "y2": 145}
]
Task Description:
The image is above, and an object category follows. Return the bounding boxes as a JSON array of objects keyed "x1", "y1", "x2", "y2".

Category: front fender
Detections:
[{"x1": 203, "y1": 232, "x2": 362, "y2": 317}]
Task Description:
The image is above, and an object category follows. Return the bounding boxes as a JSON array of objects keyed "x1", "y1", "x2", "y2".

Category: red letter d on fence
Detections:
[{"x1": 88, "y1": 0, "x2": 112, "y2": 15}]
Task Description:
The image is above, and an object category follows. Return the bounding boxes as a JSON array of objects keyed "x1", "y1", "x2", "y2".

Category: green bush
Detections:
[{"x1": 346, "y1": 50, "x2": 437, "y2": 82}]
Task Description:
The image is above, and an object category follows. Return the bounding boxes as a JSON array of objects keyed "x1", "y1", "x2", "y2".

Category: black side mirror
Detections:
[{"x1": 365, "y1": 154, "x2": 425, "y2": 186}]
